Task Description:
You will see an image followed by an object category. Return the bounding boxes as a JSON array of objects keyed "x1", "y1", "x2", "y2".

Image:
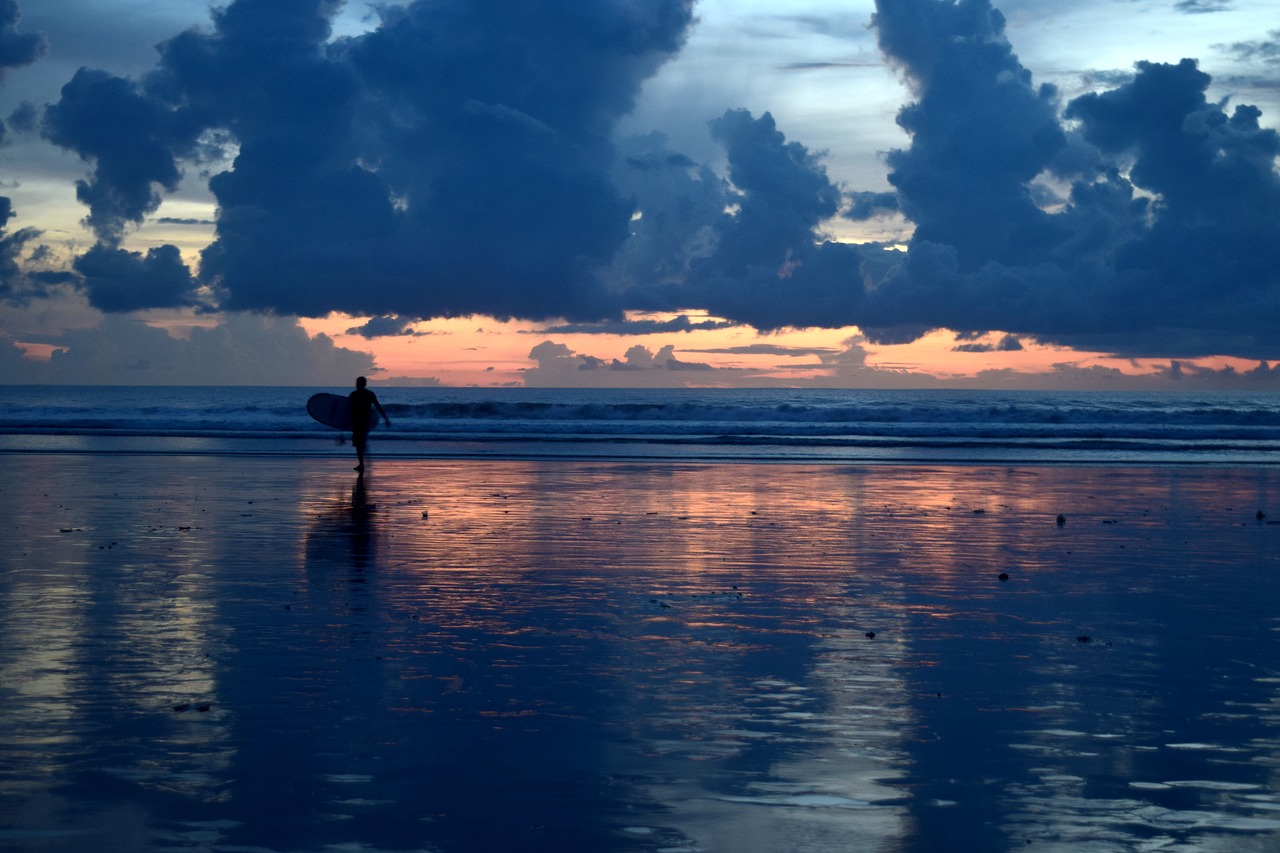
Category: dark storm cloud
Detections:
[
  {"x1": 0, "y1": 0, "x2": 45, "y2": 78},
  {"x1": 167, "y1": 0, "x2": 693, "y2": 321},
  {"x1": 72, "y1": 243, "x2": 201, "y2": 312},
  {"x1": 626, "y1": 110, "x2": 867, "y2": 330},
  {"x1": 34, "y1": 0, "x2": 694, "y2": 318},
  {"x1": 870, "y1": 0, "x2": 1067, "y2": 271},
  {"x1": 42, "y1": 67, "x2": 209, "y2": 244},
  {"x1": 850, "y1": 0, "x2": 1280, "y2": 360},
  {"x1": 25, "y1": 0, "x2": 1280, "y2": 363}
]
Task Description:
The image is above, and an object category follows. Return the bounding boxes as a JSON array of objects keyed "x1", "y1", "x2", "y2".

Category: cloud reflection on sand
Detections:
[
  {"x1": 0, "y1": 456, "x2": 233, "y2": 812},
  {"x1": 2, "y1": 457, "x2": 1280, "y2": 851}
]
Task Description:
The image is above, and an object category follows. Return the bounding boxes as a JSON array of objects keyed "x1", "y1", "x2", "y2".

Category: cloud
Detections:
[
  {"x1": 376, "y1": 374, "x2": 442, "y2": 387},
  {"x1": 953, "y1": 332, "x2": 1023, "y2": 353},
  {"x1": 539, "y1": 314, "x2": 735, "y2": 335},
  {"x1": 777, "y1": 61, "x2": 879, "y2": 72},
  {"x1": 849, "y1": 0, "x2": 1280, "y2": 360},
  {"x1": 19, "y1": 0, "x2": 1280, "y2": 368},
  {"x1": 31, "y1": 0, "x2": 696, "y2": 320},
  {"x1": 161, "y1": 0, "x2": 694, "y2": 323},
  {"x1": 0, "y1": 0, "x2": 45, "y2": 80},
  {"x1": 1219, "y1": 29, "x2": 1280, "y2": 65},
  {"x1": 5, "y1": 99, "x2": 37, "y2": 133},
  {"x1": 688, "y1": 343, "x2": 841, "y2": 357},
  {"x1": 344, "y1": 314, "x2": 424, "y2": 338},
  {"x1": 0, "y1": 196, "x2": 41, "y2": 301},
  {"x1": 871, "y1": 0, "x2": 1067, "y2": 271},
  {"x1": 524, "y1": 339, "x2": 714, "y2": 386},
  {"x1": 1, "y1": 313, "x2": 375, "y2": 384},
  {"x1": 156, "y1": 216, "x2": 215, "y2": 226},
  {"x1": 846, "y1": 191, "x2": 899, "y2": 220},
  {"x1": 0, "y1": 2, "x2": 44, "y2": 301},
  {"x1": 1174, "y1": 0, "x2": 1232, "y2": 13},
  {"x1": 42, "y1": 67, "x2": 210, "y2": 244},
  {"x1": 72, "y1": 243, "x2": 202, "y2": 312},
  {"x1": 623, "y1": 109, "x2": 868, "y2": 330}
]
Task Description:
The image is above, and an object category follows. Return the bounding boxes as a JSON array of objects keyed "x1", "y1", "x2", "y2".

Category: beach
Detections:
[{"x1": 2, "y1": 453, "x2": 1280, "y2": 852}]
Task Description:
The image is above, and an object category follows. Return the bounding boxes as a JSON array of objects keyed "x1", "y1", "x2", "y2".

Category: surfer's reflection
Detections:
[
  {"x1": 303, "y1": 473, "x2": 380, "y2": 606},
  {"x1": 348, "y1": 473, "x2": 376, "y2": 573}
]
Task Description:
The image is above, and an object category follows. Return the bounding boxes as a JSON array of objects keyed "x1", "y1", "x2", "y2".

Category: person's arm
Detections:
[{"x1": 373, "y1": 395, "x2": 391, "y2": 427}]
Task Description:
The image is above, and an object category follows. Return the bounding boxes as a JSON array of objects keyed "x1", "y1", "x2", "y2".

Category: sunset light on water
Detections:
[{"x1": 5, "y1": 456, "x2": 1280, "y2": 850}]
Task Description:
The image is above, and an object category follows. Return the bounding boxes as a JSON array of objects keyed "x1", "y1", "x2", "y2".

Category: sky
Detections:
[{"x1": 0, "y1": 0, "x2": 1279, "y2": 388}]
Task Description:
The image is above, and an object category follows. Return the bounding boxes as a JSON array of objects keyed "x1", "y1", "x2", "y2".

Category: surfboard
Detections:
[{"x1": 306, "y1": 392, "x2": 375, "y2": 432}]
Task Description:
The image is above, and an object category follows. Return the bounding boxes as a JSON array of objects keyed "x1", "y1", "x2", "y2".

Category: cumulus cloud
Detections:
[
  {"x1": 20, "y1": 0, "x2": 1280, "y2": 367},
  {"x1": 622, "y1": 109, "x2": 867, "y2": 330},
  {"x1": 0, "y1": 0, "x2": 44, "y2": 80},
  {"x1": 170, "y1": 0, "x2": 692, "y2": 322},
  {"x1": 72, "y1": 243, "x2": 202, "y2": 313},
  {"x1": 32, "y1": 0, "x2": 694, "y2": 320},
  {"x1": 42, "y1": 67, "x2": 210, "y2": 244},
  {"x1": 852, "y1": 0, "x2": 1280, "y2": 360},
  {"x1": 524, "y1": 339, "x2": 714, "y2": 386},
  {"x1": 0, "y1": 197, "x2": 41, "y2": 301}
]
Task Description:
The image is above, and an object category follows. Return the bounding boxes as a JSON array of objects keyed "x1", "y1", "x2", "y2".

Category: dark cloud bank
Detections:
[
  {"x1": 0, "y1": 0, "x2": 46, "y2": 303},
  {"x1": 17, "y1": 0, "x2": 1280, "y2": 364},
  {"x1": 0, "y1": 313, "x2": 375, "y2": 384}
]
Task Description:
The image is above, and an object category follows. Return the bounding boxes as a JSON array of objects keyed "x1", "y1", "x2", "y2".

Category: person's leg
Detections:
[{"x1": 353, "y1": 430, "x2": 367, "y2": 471}]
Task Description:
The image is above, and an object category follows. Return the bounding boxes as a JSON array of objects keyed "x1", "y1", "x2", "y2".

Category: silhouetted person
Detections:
[{"x1": 349, "y1": 377, "x2": 390, "y2": 472}]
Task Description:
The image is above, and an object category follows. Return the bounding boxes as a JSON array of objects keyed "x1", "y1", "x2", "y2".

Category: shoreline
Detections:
[{"x1": 3, "y1": 438, "x2": 1279, "y2": 467}]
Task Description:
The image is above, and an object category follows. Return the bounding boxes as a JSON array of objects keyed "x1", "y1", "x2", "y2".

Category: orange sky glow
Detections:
[{"x1": 294, "y1": 311, "x2": 1252, "y2": 389}]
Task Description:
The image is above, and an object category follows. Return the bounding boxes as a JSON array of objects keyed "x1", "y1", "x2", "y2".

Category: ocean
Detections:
[
  {"x1": 2, "y1": 384, "x2": 1280, "y2": 464},
  {"x1": 5, "y1": 388, "x2": 1280, "y2": 850}
]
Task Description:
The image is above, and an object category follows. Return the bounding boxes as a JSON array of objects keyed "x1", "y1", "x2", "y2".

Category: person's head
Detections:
[{"x1": 355, "y1": 376, "x2": 367, "y2": 389}]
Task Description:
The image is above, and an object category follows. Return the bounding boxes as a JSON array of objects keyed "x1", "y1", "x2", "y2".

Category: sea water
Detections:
[
  {"x1": 4, "y1": 388, "x2": 1280, "y2": 852},
  {"x1": 3, "y1": 458, "x2": 1280, "y2": 852},
  {"x1": 2, "y1": 385, "x2": 1280, "y2": 464}
]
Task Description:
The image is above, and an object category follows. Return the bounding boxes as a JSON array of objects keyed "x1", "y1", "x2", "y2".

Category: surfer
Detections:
[{"x1": 349, "y1": 376, "x2": 391, "y2": 472}]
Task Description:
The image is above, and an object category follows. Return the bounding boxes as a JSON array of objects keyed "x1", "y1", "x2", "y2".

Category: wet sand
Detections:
[{"x1": 2, "y1": 454, "x2": 1280, "y2": 852}]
